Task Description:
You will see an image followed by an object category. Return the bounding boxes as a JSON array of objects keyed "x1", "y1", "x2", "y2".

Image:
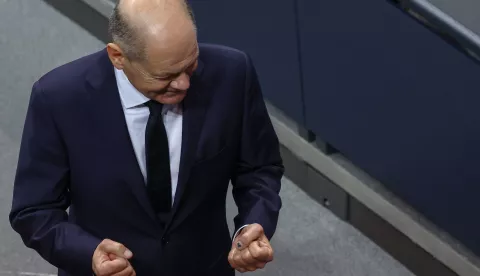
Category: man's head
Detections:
[{"x1": 107, "y1": 0, "x2": 199, "y2": 104}]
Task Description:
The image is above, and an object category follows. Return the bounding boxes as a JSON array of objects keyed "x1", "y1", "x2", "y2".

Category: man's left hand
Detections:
[{"x1": 228, "y1": 223, "x2": 273, "y2": 273}]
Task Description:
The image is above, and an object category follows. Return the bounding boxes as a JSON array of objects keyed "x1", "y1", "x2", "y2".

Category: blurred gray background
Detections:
[
  {"x1": 427, "y1": 0, "x2": 480, "y2": 35},
  {"x1": 3, "y1": 0, "x2": 468, "y2": 275}
]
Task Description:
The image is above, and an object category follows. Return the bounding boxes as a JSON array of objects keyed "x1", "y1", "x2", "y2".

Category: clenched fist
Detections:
[
  {"x1": 228, "y1": 224, "x2": 274, "y2": 273},
  {"x1": 92, "y1": 239, "x2": 136, "y2": 276}
]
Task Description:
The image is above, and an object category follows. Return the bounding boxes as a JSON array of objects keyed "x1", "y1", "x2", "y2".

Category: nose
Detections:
[{"x1": 170, "y1": 73, "x2": 190, "y2": 91}]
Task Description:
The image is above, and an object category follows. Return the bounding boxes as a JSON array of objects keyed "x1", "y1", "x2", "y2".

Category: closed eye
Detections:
[{"x1": 154, "y1": 59, "x2": 197, "y2": 80}]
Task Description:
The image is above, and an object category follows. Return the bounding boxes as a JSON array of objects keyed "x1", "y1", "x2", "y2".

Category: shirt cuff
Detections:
[{"x1": 233, "y1": 224, "x2": 249, "y2": 240}]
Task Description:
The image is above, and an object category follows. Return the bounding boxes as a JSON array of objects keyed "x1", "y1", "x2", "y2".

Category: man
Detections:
[{"x1": 9, "y1": 0, "x2": 283, "y2": 275}]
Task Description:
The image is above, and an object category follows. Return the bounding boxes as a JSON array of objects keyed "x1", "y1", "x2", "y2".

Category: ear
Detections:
[{"x1": 106, "y1": 43, "x2": 126, "y2": 69}]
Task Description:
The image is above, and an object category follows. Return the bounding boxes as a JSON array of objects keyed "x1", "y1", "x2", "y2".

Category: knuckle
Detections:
[
  {"x1": 228, "y1": 254, "x2": 235, "y2": 264},
  {"x1": 263, "y1": 247, "x2": 271, "y2": 255},
  {"x1": 234, "y1": 253, "x2": 242, "y2": 263},
  {"x1": 241, "y1": 253, "x2": 253, "y2": 264},
  {"x1": 251, "y1": 248, "x2": 261, "y2": 259},
  {"x1": 254, "y1": 223, "x2": 263, "y2": 232},
  {"x1": 252, "y1": 252, "x2": 262, "y2": 260},
  {"x1": 102, "y1": 238, "x2": 112, "y2": 245},
  {"x1": 241, "y1": 249, "x2": 251, "y2": 260}
]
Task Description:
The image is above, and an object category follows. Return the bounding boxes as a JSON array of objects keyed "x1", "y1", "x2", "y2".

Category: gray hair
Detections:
[
  {"x1": 108, "y1": 1, "x2": 196, "y2": 62},
  {"x1": 108, "y1": 4, "x2": 145, "y2": 61}
]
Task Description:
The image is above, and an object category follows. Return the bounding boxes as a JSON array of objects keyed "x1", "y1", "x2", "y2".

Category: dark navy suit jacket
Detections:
[{"x1": 9, "y1": 44, "x2": 283, "y2": 276}]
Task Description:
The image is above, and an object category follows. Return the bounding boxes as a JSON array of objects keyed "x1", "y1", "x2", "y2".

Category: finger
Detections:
[
  {"x1": 240, "y1": 249, "x2": 260, "y2": 272},
  {"x1": 112, "y1": 261, "x2": 135, "y2": 276},
  {"x1": 240, "y1": 246, "x2": 258, "y2": 265},
  {"x1": 248, "y1": 240, "x2": 272, "y2": 262},
  {"x1": 232, "y1": 248, "x2": 258, "y2": 272},
  {"x1": 100, "y1": 258, "x2": 129, "y2": 275},
  {"x1": 230, "y1": 247, "x2": 260, "y2": 272},
  {"x1": 112, "y1": 266, "x2": 134, "y2": 276},
  {"x1": 258, "y1": 234, "x2": 270, "y2": 244},
  {"x1": 228, "y1": 248, "x2": 237, "y2": 268},
  {"x1": 236, "y1": 224, "x2": 264, "y2": 250},
  {"x1": 109, "y1": 253, "x2": 119, "y2": 261},
  {"x1": 233, "y1": 248, "x2": 248, "y2": 268},
  {"x1": 229, "y1": 248, "x2": 265, "y2": 274},
  {"x1": 229, "y1": 248, "x2": 246, "y2": 270},
  {"x1": 99, "y1": 239, "x2": 133, "y2": 259}
]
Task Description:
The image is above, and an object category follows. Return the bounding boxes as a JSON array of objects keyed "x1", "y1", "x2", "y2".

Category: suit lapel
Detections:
[
  {"x1": 85, "y1": 49, "x2": 159, "y2": 224},
  {"x1": 85, "y1": 49, "x2": 210, "y2": 229},
  {"x1": 167, "y1": 60, "x2": 209, "y2": 227}
]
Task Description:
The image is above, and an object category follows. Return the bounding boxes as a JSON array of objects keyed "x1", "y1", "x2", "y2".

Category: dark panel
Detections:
[
  {"x1": 299, "y1": 0, "x2": 480, "y2": 255},
  {"x1": 187, "y1": 0, "x2": 305, "y2": 125}
]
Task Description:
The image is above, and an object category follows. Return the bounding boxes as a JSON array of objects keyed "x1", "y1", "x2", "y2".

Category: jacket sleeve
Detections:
[
  {"x1": 9, "y1": 80, "x2": 101, "y2": 274},
  {"x1": 231, "y1": 54, "x2": 284, "y2": 240}
]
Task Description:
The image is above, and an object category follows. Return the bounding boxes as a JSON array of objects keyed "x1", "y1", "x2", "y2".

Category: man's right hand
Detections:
[{"x1": 92, "y1": 239, "x2": 136, "y2": 276}]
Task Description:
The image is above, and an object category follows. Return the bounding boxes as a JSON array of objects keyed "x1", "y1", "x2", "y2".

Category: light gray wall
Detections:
[{"x1": 426, "y1": 0, "x2": 480, "y2": 35}]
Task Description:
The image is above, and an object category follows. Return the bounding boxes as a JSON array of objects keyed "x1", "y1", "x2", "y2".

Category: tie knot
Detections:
[{"x1": 145, "y1": 100, "x2": 163, "y2": 116}]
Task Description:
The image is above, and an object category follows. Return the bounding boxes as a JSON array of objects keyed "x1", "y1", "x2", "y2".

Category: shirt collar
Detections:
[
  {"x1": 114, "y1": 68, "x2": 180, "y2": 114},
  {"x1": 114, "y1": 68, "x2": 150, "y2": 109}
]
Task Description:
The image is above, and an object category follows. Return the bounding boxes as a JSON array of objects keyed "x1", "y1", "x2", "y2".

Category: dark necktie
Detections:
[{"x1": 144, "y1": 100, "x2": 172, "y2": 215}]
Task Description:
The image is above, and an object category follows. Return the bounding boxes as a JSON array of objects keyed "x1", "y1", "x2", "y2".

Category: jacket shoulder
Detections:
[
  {"x1": 34, "y1": 49, "x2": 104, "y2": 98},
  {"x1": 199, "y1": 43, "x2": 249, "y2": 67}
]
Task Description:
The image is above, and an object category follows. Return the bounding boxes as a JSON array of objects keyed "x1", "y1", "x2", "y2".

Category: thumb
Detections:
[
  {"x1": 99, "y1": 239, "x2": 133, "y2": 259},
  {"x1": 235, "y1": 224, "x2": 264, "y2": 251}
]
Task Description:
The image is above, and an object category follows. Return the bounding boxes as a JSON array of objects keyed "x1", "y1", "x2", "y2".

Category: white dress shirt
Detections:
[
  {"x1": 114, "y1": 68, "x2": 182, "y2": 203},
  {"x1": 114, "y1": 68, "x2": 247, "y2": 239}
]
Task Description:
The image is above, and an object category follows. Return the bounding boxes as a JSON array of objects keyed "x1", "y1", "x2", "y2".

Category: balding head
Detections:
[
  {"x1": 107, "y1": 0, "x2": 199, "y2": 105},
  {"x1": 109, "y1": 0, "x2": 195, "y2": 61}
]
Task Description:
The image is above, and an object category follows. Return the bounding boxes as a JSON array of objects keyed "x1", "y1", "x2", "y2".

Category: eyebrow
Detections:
[{"x1": 154, "y1": 52, "x2": 199, "y2": 78}]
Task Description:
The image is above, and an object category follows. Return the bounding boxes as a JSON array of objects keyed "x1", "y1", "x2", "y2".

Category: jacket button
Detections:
[{"x1": 161, "y1": 237, "x2": 169, "y2": 245}]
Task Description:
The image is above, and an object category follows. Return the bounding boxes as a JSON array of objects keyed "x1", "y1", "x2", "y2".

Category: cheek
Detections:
[
  {"x1": 146, "y1": 80, "x2": 171, "y2": 91},
  {"x1": 133, "y1": 79, "x2": 170, "y2": 94},
  {"x1": 123, "y1": 68, "x2": 169, "y2": 93}
]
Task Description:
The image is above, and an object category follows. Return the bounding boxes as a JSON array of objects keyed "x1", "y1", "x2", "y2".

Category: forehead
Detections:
[{"x1": 142, "y1": 27, "x2": 198, "y2": 73}]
